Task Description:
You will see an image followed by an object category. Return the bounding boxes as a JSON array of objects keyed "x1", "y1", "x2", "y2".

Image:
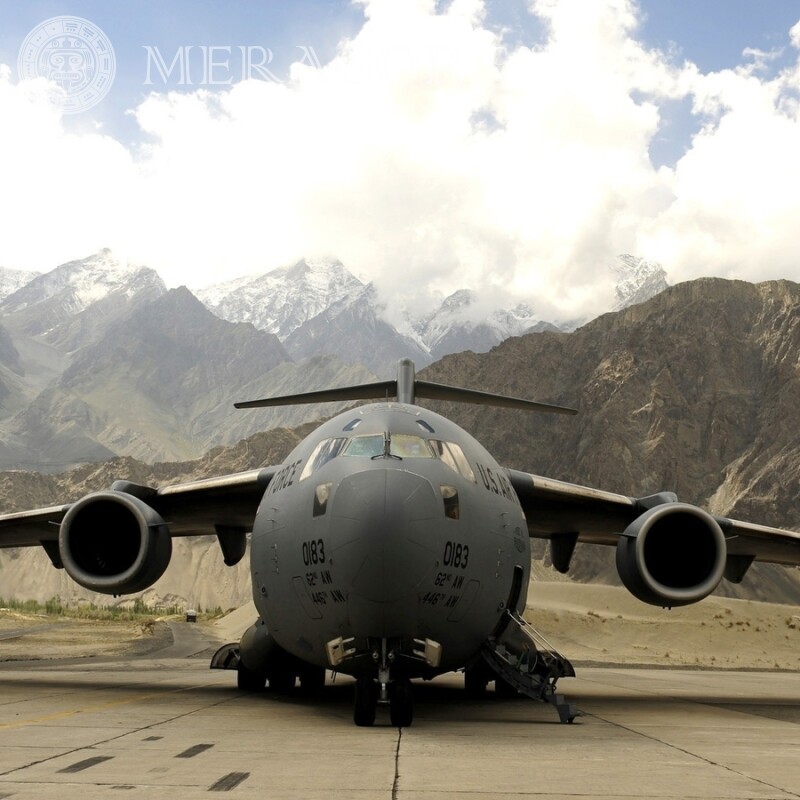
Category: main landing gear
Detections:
[
  {"x1": 237, "y1": 662, "x2": 266, "y2": 691},
  {"x1": 235, "y1": 661, "x2": 326, "y2": 695}
]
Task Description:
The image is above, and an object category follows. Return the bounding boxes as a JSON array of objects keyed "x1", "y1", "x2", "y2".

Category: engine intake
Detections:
[
  {"x1": 59, "y1": 491, "x2": 172, "y2": 595},
  {"x1": 615, "y1": 503, "x2": 726, "y2": 607}
]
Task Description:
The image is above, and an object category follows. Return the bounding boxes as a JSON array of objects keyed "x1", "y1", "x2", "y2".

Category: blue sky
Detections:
[
  {"x1": 1, "y1": 1, "x2": 800, "y2": 320},
  {"x1": 3, "y1": 1, "x2": 798, "y2": 155},
  {"x1": 639, "y1": 1, "x2": 799, "y2": 70},
  {"x1": 0, "y1": 1, "x2": 367, "y2": 143},
  {"x1": 4, "y1": 0, "x2": 797, "y2": 68}
]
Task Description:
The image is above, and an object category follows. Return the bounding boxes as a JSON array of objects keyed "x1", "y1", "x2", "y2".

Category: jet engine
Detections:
[
  {"x1": 58, "y1": 491, "x2": 172, "y2": 595},
  {"x1": 615, "y1": 503, "x2": 727, "y2": 607}
]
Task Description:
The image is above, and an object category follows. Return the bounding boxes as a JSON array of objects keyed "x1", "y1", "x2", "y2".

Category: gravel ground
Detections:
[{"x1": 0, "y1": 612, "x2": 174, "y2": 661}]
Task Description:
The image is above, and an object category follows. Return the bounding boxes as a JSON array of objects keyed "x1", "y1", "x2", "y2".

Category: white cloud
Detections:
[
  {"x1": 1, "y1": 1, "x2": 800, "y2": 323},
  {"x1": 638, "y1": 42, "x2": 800, "y2": 283},
  {"x1": 0, "y1": 66, "x2": 134, "y2": 269},
  {"x1": 791, "y1": 20, "x2": 800, "y2": 50}
]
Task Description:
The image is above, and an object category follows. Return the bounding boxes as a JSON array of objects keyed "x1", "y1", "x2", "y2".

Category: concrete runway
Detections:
[{"x1": 1, "y1": 624, "x2": 798, "y2": 800}]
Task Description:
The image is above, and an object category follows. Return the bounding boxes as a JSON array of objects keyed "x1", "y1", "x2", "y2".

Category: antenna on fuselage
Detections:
[{"x1": 234, "y1": 358, "x2": 577, "y2": 415}]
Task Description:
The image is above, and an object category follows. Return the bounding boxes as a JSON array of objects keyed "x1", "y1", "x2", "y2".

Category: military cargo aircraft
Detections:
[{"x1": 1, "y1": 359, "x2": 798, "y2": 727}]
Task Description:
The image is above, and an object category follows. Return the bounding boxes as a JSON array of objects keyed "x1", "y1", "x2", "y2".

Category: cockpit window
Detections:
[
  {"x1": 342, "y1": 418, "x2": 362, "y2": 432},
  {"x1": 299, "y1": 437, "x2": 348, "y2": 481},
  {"x1": 390, "y1": 434, "x2": 434, "y2": 458},
  {"x1": 430, "y1": 439, "x2": 457, "y2": 472},
  {"x1": 342, "y1": 434, "x2": 434, "y2": 459},
  {"x1": 343, "y1": 435, "x2": 385, "y2": 457},
  {"x1": 430, "y1": 440, "x2": 476, "y2": 482},
  {"x1": 448, "y1": 442, "x2": 476, "y2": 481}
]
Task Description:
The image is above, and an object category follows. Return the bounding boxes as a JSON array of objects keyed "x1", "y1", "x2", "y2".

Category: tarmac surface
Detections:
[{"x1": 0, "y1": 622, "x2": 798, "y2": 800}]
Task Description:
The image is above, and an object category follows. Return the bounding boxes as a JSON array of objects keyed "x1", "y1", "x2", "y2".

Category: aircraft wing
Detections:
[
  {"x1": 0, "y1": 466, "x2": 279, "y2": 549},
  {"x1": 508, "y1": 470, "x2": 800, "y2": 568}
]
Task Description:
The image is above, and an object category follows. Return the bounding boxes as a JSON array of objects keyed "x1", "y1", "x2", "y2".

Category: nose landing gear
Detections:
[
  {"x1": 353, "y1": 677, "x2": 414, "y2": 727},
  {"x1": 352, "y1": 638, "x2": 414, "y2": 727}
]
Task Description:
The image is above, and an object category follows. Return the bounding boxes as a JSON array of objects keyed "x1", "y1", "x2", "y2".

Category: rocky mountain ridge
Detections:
[
  {"x1": 0, "y1": 250, "x2": 668, "y2": 471},
  {"x1": 418, "y1": 277, "x2": 800, "y2": 603},
  {"x1": 0, "y1": 252, "x2": 378, "y2": 471}
]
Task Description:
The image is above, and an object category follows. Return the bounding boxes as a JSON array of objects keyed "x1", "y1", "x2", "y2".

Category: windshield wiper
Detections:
[{"x1": 371, "y1": 431, "x2": 402, "y2": 460}]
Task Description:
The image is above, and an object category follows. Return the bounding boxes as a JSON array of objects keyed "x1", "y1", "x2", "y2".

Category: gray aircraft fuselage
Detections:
[{"x1": 249, "y1": 401, "x2": 530, "y2": 678}]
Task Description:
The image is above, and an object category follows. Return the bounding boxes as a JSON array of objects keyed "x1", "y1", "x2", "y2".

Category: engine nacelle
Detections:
[
  {"x1": 59, "y1": 491, "x2": 172, "y2": 595},
  {"x1": 615, "y1": 503, "x2": 727, "y2": 607}
]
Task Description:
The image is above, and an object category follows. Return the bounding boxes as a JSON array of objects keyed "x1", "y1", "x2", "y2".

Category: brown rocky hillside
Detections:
[{"x1": 419, "y1": 278, "x2": 800, "y2": 602}]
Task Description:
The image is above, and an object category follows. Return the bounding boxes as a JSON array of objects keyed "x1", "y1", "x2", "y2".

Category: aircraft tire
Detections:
[
  {"x1": 299, "y1": 666, "x2": 326, "y2": 695},
  {"x1": 389, "y1": 680, "x2": 413, "y2": 728},
  {"x1": 237, "y1": 664, "x2": 266, "y2": 691},
  {"x1": 268, "y1": 670, "x2": 296, "y2": 693},
  {"x1": 464, "y1": 667, "x2": 489, "y2": 698},
  {"x1": 353, "y1": 677, "x2": 378, "y2": 727}
]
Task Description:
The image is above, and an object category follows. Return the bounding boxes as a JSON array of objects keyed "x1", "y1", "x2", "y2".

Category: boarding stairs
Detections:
[{"x1": 481, "y1": 610, "x2": 581, "y2": 723}]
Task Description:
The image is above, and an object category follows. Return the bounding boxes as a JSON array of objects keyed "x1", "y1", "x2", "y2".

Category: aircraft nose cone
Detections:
[{"x1": 330, "y1": 469, "x2": 439, "y2": 602}]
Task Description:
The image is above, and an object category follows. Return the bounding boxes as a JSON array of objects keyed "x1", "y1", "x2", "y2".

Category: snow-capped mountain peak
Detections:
[
  {"x1": 197, "y1": 257, "x2": 365, "y2": 340},
  {"x1": 612, "y1": 254, "x2": 669, "y2": 311},
  {"x1": 0, "y1": 249, "x2": 164, "y2": 314},
  {"x1": 413, "y1": 289, "x2": 543, "y2": 360},
  {"x1": 0, "y1": 267, "x2": 40, "y2": 302},
  {"x1": 438, "y1": 288, "x2": 475, "y2": 315},
  {"x1": 196, "y1": 253, "x2": 671, "y2": 367}
]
